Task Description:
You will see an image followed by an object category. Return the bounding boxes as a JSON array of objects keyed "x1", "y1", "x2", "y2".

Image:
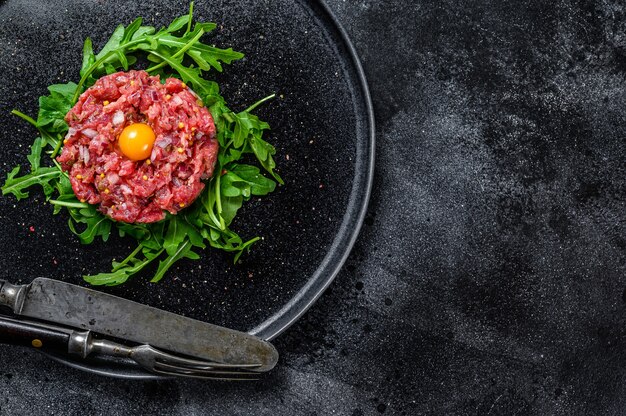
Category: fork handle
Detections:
[{"x1": 0, "y1": 315, "x2": 71, "y2": 353}]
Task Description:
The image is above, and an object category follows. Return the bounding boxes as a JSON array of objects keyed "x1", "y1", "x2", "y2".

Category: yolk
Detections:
[{"x1": 118, "y1": 123, "x2": 156, "y2": 161}]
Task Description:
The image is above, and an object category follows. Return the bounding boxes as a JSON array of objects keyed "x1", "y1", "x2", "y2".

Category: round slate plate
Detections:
[{"x1": 0, "y1": 0, "x2": 374, "y2": 378}]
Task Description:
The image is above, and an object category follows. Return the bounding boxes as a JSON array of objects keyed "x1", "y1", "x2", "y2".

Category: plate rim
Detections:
[
  {"x1": 248, "y1": 0, "x2": 375, "y2": 341},
  {"x1": 42, "y1": 0, "x2": 375, "y2": 379}
]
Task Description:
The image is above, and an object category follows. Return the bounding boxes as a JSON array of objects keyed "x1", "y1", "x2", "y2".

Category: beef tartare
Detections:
[{"x1": 57, "y1": 70, "x2": 218, "y2": 223}]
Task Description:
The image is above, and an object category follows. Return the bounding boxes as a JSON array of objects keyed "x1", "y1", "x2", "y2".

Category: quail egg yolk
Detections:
[{"x1": 118, "y1": 123, "x2": 156, "y2": 161}]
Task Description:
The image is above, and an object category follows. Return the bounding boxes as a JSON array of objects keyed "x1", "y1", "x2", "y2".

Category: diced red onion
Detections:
[
  {"x1": 78, "y1": 145, "x2": 90, "y2": 164},
  {"x1": 171, "y1": 95, "x2": 183, "y2": 107},
  {"x1": 107, "y1": 173, "x2": 120, "y2": 185},
  {"x1": 155, "y1": 135, "x2": 172, "y2": 148},
  {"x1": 150, "y1": 147, "x2": 161, "y2": 162},
  {"x1": 112, "y1": 110, "x2": 125, "y2": 126},
  {"x1": 82, "y1": 128, "x2": 98, "y2": 139}
]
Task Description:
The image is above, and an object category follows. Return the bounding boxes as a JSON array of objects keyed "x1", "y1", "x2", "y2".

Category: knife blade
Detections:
[{"x1": 0, "y1": 278, "x2": 278, "y2": 372}]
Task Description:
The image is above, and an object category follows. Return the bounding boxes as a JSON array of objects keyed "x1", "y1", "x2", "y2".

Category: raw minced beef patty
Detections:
[{"x1": 57, "y1": 70, "x2": 218, "y2": 223}]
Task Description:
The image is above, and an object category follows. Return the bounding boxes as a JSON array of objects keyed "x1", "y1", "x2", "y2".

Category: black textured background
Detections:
[{"x1": 2, "y1": 0, "x2": 626, "y2": 415}]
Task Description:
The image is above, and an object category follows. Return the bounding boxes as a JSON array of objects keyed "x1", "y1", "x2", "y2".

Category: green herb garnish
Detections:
[{"x1": 2, "y1": 3, "x2": 282, "y2": 286}]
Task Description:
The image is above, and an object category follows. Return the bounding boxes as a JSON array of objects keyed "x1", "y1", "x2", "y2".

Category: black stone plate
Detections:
[{"x1": 0, "y1": 0, "x2": 374, "y2": 378}]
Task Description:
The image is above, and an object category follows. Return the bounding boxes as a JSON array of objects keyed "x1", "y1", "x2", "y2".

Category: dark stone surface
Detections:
[{"x1": 1, "y1": 0, "x2": 626, "y2": 415}]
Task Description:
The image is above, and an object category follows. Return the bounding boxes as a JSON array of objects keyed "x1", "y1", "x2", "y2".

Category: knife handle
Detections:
[
  {"x1": 0, "y1": 280, "x2": 27, "y2": 314},
  {"x1": 0, "y1": 315, "x2": 71, "y2": 353}
]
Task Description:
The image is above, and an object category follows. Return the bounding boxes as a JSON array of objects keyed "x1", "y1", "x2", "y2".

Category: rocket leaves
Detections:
[
  {"x1": 37, "y1": 83, "x2": 77, "y2": 133},
  {"x1": 2, "y1": 166, "x2": 61, "y2": 201},
  {"x1": 71, "y1": 4, "x2": 243, "y2": 102},
  {"x1": 2, "y1": 3, "x2": 281, "y2": 286}
]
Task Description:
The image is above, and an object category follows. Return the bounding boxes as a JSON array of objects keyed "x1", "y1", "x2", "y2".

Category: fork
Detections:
[
  {"x1": 0, "y1": 314, "x2": 263, "y2": 380},
  {"x1": 71, "y1": 331, "x2": 263, "y2": 380}
]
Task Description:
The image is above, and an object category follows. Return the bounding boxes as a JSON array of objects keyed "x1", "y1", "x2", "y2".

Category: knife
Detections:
[{"x1": 0, "y1": 278, "x2": 278, "y2": 372}]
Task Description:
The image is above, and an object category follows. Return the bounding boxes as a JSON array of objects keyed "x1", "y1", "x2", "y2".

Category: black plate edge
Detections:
[{"x1": 248, "y1": 0, "x2": 375, "y2": 340}]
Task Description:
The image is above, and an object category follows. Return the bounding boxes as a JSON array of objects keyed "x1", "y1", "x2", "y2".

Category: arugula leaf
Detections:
[
  {"x1": 232, "y1": 112, "x2": 283, "y2": 184},
  {"x1": 159, "y1": 34, "x2": 243, "y2": 72},
  {"x1": 151, "y1": 239, "x2": 196, "y2": 282},
  {"x1": 67, "y1": 205, "x2": 112, "y2": 244},
  {"x1": 131, "y1": 25, "x2": 156, "y2": 41},
  {"x1": 219, "y1": 195, "x2": 243, "y2": 226},
  {"x1": 221, "y1": 165, "x2": 276, "y2": 198},
  {"x1": 165, "y1": 14, "x2": 191, "y2": 34},
  {"x1": 84, "y1": 245, "x2": 163, "y2": 286},
  {"x1": 163, "y1": 215, "x2": 204, "y2": 256},
  {"x1": 147, "y1": 50, "x2": 220, "y2": 101},
  {"x1": 27, "y1": 137, "x2": 44, "y2": 171},
  {"x1": 80, "y1": 38, "x2": 96, "y2": 78},
  {"x1": 2, "y1": 167, "x2": 61, "y2": 200},
  {"x1": 121, "y1": 17, "x2": 144, "y2": 43},
  {"x1": 95, "y1": 24, "x2": 125, "y2": 62},
  {"x1": 37, "y1": 83, "x2": 77, "y2": 132}
]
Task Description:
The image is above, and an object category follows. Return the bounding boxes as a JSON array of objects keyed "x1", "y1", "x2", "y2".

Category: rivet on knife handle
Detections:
[{"x1": 0, "y1": 280, "x2": 27, "y2": 314}]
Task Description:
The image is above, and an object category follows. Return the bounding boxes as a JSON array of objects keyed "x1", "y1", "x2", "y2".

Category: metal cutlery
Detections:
[
  {"x1": 0, "y1": 278, "x2": 278, "y2": 371},
  {"x1": 0, "y1": 277, "x2": 279, "y2": 378},
  {"x1": 0, "y1": 314, "x2": 262, "y2": 380}
]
